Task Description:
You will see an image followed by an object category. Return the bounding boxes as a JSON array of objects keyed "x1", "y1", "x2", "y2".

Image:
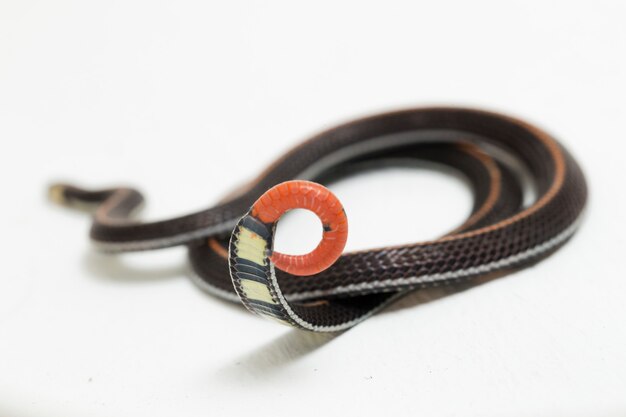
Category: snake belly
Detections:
[{"x1": 50, "y1": 107, "x2": 588, "y2": 332}]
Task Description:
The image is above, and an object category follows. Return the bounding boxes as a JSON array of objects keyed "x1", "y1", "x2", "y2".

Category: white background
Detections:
[{"x1": 1, "y1": 1, "x2": 625, "y2": 416}]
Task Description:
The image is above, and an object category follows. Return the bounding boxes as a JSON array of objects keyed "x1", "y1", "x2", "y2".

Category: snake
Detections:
[{"x1": 49, "y1": 107, "x2": 588, "y2": 332}]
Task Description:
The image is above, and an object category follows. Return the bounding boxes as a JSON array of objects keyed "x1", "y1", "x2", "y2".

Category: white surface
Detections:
[{"x1": 1, "y1": 1, "x2": 625, "y2": 416}]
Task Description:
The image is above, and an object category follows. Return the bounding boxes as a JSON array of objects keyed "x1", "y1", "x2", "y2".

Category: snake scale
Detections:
[{"x1": 50, "y1": 107, "x2": 587, "y2": 332}]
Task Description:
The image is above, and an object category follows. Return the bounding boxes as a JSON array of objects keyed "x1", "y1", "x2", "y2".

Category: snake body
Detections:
[{"x1": 51, "y1": 107, "x2": 587, "y2": 332}]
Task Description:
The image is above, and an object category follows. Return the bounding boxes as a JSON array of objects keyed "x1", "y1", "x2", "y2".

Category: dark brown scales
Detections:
[{"x1": 53, "y1": 108, "x2": 588, "y2": 330}]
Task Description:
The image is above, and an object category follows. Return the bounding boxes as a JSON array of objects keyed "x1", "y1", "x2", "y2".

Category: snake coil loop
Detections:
[
  {"x1": 50, "y1": 107, "x2": 588, "y2": 332},
  {"x1": 229, "y1": 181, "x2": 349, "y2": 328}
]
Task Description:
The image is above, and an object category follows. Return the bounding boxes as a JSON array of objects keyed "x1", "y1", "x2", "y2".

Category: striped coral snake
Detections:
[{"x1": 50, "y1": 107, "x2": 587, "y2": 332}]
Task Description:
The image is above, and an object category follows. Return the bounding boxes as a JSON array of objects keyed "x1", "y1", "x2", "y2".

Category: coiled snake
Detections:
[{"x1": 50, "y1": 108, "x2": 587, "y2": 332}]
